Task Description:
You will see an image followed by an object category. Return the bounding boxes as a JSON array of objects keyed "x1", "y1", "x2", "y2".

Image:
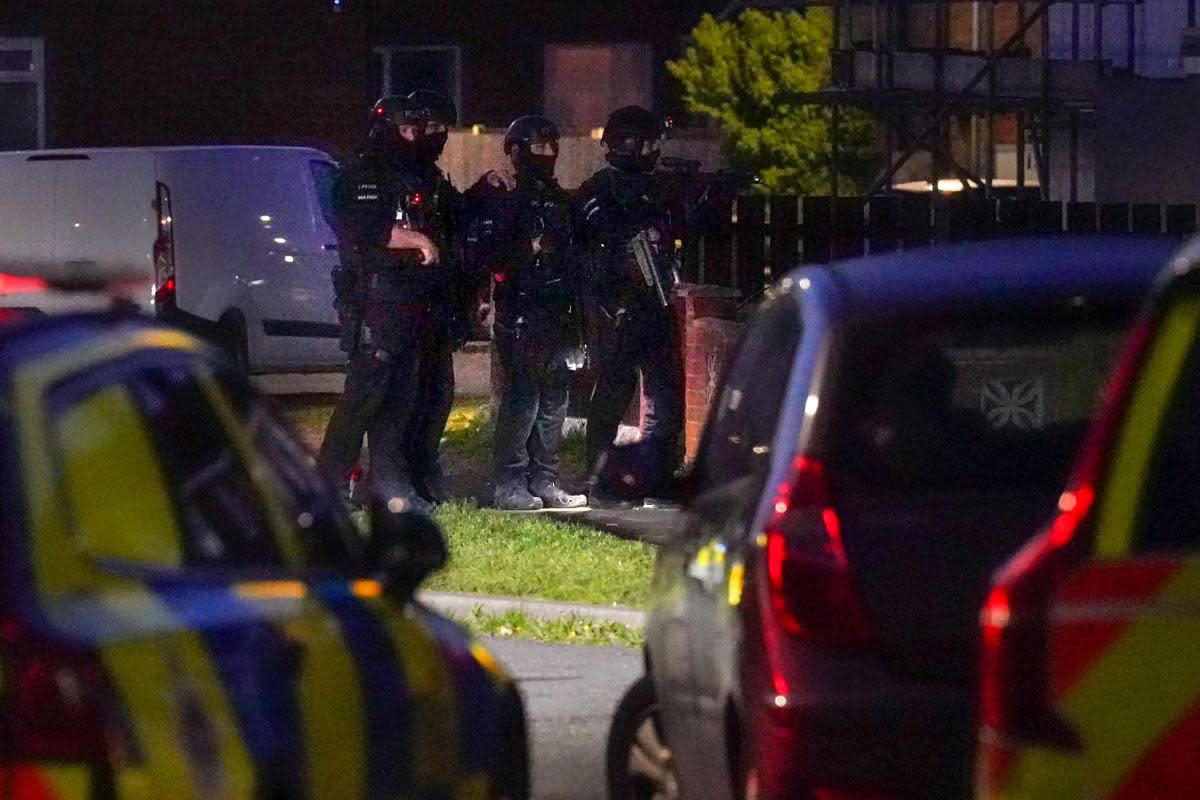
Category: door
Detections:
[
  {"x1": 1037, "y1": 292, "x2": 1200, "y2": 799},
  {"x1": 664, "y1": 292, "x2": 805, "y2": 795},
  {"x1": 247, "y1": 153, "x2": 343, "y2": 371},
  {"x1": 212, "y1": 369, "x2": 482, "y2": 798},
  {"x1": 36, "y1": 360, "x2": 266, "y2": 800}
]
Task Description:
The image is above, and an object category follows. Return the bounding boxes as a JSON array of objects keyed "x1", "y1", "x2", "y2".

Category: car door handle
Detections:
[{"x1": 322, "y1": 243, "x2": 339, "y2": 251}]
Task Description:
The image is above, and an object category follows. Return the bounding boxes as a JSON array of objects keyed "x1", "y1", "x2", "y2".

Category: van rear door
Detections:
[
  {"x1": 53, "y1": 151, "x2": 156, "y2": 294},
  {"x1": 0, "y1": 152, "x2": 55, "y2": 278},
  {"x1": 0, "y1": 151, "x2": 156, "y2": 306}
]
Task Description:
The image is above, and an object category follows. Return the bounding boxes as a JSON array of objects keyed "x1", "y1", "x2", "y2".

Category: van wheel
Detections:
[
  {"x1": 606, "y1": 676, "x2": 678, "y2": 800},
  {"x1": 219, "y1": 311, "x2": 250, "y2": 373}
]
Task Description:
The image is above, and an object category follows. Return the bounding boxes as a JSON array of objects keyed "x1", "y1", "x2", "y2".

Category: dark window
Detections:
[
  {"x1": 0, "y1": 83, "x2": 38, "y2": 151},
  {"x1": 0, "y1": 50, "x2": 33, "y2": 71},
  {"x1": 216, "y1": 371, "x2": 362, "y2": 571},
  {"x1": 827, "y1": 300, "x2": 1131, "y2": 496},
  {"x1": 374, "y1": 46, "x2": 460, "y2": 122},
  {"x1": 126, "y1": 366, "x2": 282, "y2": 569},
  {"x1": 695, "y1": 292, "x2": 803, "y2": 496},
  {"x1": 1134, "y1": 330, "x2": 1200, "y2": 554},
  {"x1": 310, "y1": 160, "x2": 338, "y2": 230}
]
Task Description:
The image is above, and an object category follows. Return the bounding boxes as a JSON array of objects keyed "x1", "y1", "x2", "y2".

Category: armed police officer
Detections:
[
  {"x1": 467, "y1": 116, "x2": 588, "y2": 511},
  {"x1": 317, "y1": 91, "x2": 465, "y2": 512},
  {"x1": 576, "y1": 106, "x2": 683, "y2": 501}
]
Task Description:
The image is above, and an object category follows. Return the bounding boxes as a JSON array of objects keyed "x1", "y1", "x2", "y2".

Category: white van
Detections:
[{"x1": 0, "y1": 146, "x2": 345, "y2": 373}]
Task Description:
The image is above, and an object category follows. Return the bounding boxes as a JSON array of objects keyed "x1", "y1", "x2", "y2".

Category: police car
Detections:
[
  {"x1": 978, "y1": 238, "x2": 1200, "y2": 799},
  {"x1": 0, "y1": 310, "x2": 527, "y2": 800}
]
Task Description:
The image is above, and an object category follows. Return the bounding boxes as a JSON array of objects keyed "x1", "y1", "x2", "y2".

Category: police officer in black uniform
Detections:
[
  {"x1": 467, "y1": 116, "x2": 588, "y2": 511},
  {"x1": 317, "y1": 91, "x2": 464, "y2": 512},
  {"x1": 576, "y1": 106, "x2": 683, "y2": 499}
]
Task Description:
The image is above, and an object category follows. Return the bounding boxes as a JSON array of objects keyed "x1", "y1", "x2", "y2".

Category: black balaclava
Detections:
[{"x1": 602, "y1": 105, "x2": 664, "y2": 174}]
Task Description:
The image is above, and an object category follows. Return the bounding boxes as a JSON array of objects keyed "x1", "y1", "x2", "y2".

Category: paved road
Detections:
[{"x1": 485, "y1": 638, "x2": 643, "y2": 800}]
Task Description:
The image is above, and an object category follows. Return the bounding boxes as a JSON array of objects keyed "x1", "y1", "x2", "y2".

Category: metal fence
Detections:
[{"x1": 676, "y1": 191, "x2": 1200, "y2": 299}]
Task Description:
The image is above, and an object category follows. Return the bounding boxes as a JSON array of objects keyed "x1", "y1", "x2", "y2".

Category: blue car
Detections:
[{"x1": 604, "y1": 237, "x2": 1177, "y2": 800}]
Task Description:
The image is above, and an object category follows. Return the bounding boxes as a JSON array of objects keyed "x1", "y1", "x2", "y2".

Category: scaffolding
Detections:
[{"x1": 805, "y1": 0, "x2": 1154, "y2": 213}]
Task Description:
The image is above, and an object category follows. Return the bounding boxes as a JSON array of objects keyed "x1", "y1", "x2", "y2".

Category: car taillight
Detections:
[
  {"x1": 0, "y1": 274, "x2": 48, "y2": 295},
  {"x1": 153, "y1": 181, "x2": 176, "y2": 311},
  {"x1": 765, "y1": 456, "x2": 873, "y2": 645},
  {"x1": 979, "y1": 312, "x2": 1158, "y2": 752},
  {"x1": 0, "y1": 622, "x2": 114, "y2": 764},
  {"x1": 979, "y1": 485, "x2": 1093, "y2": 750}
]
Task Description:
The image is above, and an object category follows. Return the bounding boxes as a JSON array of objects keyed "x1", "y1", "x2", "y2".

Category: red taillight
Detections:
[
  {"x1": 153, "y1": 181, "x2": 176, "y2": 311},
  {"x1": 979, "y1": 313, "x2": 1158, "y2": 751},
  {"x1": 979, "y1": 486, "x2": 1092, "y2": 749},
  {"x1": 0, "y1": 625, "x2": 113, "y2": 763},
  {"x1": 765, "y1": 456, "x2": 873, "y2": 644},
  {"x1": 0, "y1": 273, "x2": 48, "y2": 295}
]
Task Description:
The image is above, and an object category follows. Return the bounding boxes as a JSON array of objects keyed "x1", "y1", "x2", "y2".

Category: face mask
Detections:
[
  {"x1": 415, "y1": 130, "x2": 448, "y2": 164},
  {"x1": 519, "y1": 154, "x2": 557, "y2": 181},
  {"x1": 606, "y1": 151, "x2": 659, "y2": 173}
]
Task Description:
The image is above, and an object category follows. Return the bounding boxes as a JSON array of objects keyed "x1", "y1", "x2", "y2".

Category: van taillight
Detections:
[
  {"x1": 153, "y1": 181, "x2": 176, "y2": 310},
  {"x1": 765, "y1": 456, "x2": 873, "y2": 644},
  {"x1": 0, "y1": 623, "x2": 115, "y2": 763},
  {"x1": 0, "y1": 274, "x2": 47, "y2": 295}
]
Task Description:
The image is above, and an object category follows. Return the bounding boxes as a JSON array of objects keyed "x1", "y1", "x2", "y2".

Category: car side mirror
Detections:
[
  {"x1": 364, "y1": 502, "x2": 449, "y2": 599},
  {"x1": 593, "y1": 440, "x2": 694, "y2": 505}
]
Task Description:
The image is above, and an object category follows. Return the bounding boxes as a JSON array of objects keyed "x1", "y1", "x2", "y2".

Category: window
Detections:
[
  {"x1": 1130, "y1": 301, "x2": 1200, "y2": 554},
  {"x1": 372, "y1": 45, "x2": 461, "y2": 122},
  {"x1": 310, "y1": 160, "x2": 338, "y2": 230},
  {"x1": 544, "y1": 43, "x2": 653, "y2": 131},
  {"x1": 216, "y1": 371, "x2": 362, "y2": 571},
  {"x1": 695, "y1": 292, "x2": 803, "y2": 497},
  {"x1": 54, "y1": 385, "x2": 186, "y2": 569},
  {"x1": 0, "y1": 38, "x2": 44, "y2": 150},
  {"x1": 827, "y1": 300, "x2": 1131, "y2": 496},
  {"x1": 125, "y1": 365, "x2": 282, "y2": 569}
]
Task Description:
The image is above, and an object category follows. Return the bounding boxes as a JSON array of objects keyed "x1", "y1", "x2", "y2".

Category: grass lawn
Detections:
[
  {"x1": 427, "y1": 502, "x2": 653, "y2": 609},
  {"x1": 282, "y1": 396, "x2": 657, "y2": 632},
  {"x1": 448, "y1": 607, "x2": 644, "y2": 649}
]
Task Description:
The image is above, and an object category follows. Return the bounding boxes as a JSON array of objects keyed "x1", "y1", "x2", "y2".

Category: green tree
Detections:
[{"x1": 667, "y1": 9, "x2": 877, "y2": 195}]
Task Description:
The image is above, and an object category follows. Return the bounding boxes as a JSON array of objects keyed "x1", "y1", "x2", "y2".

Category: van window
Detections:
[
  {"x1": 310, "y1": 160, "x2": 338, "y2": 229},
  {"x1": 828, "y1": 300, "x2": 1131, "y2": 495}
]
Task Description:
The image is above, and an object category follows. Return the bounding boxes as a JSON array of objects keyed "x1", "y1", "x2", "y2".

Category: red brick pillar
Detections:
[{"x1": 672, "y1": 284, "x2": 744, "y2": 460}]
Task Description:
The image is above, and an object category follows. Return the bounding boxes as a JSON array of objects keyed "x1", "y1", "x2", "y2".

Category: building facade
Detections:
[{"x1": 0, "y1": 1, "x2": 722, "y2": 159}]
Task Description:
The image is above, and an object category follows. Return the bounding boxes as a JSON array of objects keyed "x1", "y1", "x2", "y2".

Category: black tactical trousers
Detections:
[
  {"x1": 317, "y1": 314, "x2": 454, "y2": 503},
  {"x1": 586, "y1": 305, "x2": 683, "y2": 480},
  {"x1": 493, "y1": 323, "x2": 570, "y2": 490}
]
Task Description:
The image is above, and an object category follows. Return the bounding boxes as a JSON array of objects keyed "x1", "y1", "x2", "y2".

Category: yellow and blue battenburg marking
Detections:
[{"x1": 1, "y1": 318, "x2": 517, "y2": 800}]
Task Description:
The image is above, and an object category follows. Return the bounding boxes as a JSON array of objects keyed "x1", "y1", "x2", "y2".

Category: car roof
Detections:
[
  {"x1": 0, "y1": 312, "x2": 196, "y2": 384},
  {"x1": 792, "y1": 235, "x2": 1179, "y2": 318}
]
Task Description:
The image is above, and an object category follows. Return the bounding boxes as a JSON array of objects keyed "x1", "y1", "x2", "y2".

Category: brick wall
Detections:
[
  {"x1": 675, "y1": 284, "x2": 743, "y2": 459},
  {"x1": 11, "y1": 0, "x2": 724, "y2": 157},
  {"x1": 683, "y1": 316, "x2": 743, "y2": 459}
]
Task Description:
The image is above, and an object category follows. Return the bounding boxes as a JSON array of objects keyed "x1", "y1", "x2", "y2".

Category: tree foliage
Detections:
[{"x1": 668, "y1": 9, "x2": 877, "y2": 195}]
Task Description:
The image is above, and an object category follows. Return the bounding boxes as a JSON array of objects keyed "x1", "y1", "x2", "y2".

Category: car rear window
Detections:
[{"x1": 826, "y1": 298, "x2": 1134, "y2": 495}]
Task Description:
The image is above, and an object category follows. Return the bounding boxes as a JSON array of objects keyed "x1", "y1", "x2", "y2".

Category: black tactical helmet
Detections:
[
  {"x1": 601, "y1": 106, "x2": 665, "y2": 147},
  {"x1": 370, "y1": 94, "x2": 428, "y2": 127},
  {"x1": 406, "y1": 89, "x2": 457, "y2": 127},
  {"x1": 369, "y1": 94, "x2": 426, "y2": 160},
  {"x1": 504, "y1": 115, "x2": 560, "y2": 155},
  {"x1": 601, "y1": 105, "x2": 666, "y2": 172}
]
